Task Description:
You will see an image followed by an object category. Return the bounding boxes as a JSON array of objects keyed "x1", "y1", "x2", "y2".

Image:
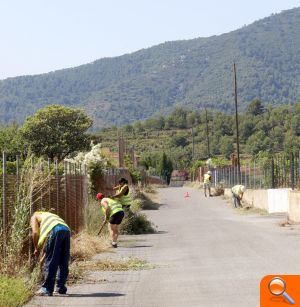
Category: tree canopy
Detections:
[{"x1": 21, "y1": 105, "x2": 93, "y2": 160}]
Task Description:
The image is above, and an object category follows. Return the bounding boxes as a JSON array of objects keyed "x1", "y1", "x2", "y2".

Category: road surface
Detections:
[{"x1": 28, "y1": 187, "x2": 300, "y2": 307}]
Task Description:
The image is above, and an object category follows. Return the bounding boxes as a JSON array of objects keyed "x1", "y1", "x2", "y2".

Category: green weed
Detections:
[{"x1": 0, "y1": 275, "x2": 31, "y2": 307}]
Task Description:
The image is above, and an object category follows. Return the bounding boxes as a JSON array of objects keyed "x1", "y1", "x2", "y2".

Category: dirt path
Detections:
[{"x1": 27, "y1": 187, "x2": 300, "y2": 307}]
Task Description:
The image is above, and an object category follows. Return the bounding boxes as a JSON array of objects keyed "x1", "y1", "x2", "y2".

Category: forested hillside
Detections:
[
  {"x1": 94, "y1": 100, "x2": 300, "y2": 170},
  {"x1": 0, "y1": 8, "x2": 299, "y2": 128}
]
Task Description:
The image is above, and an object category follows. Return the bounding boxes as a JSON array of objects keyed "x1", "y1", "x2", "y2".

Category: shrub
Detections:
[{"x1": 121, "y1": 211, "x2": 156, "y2": 235}]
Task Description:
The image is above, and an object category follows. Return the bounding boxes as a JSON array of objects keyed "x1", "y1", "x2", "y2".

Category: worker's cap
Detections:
[
  {"x1": 96, "y1": 193, "x2": 104, "y2": 200},
  {"x1": 241, "y1": 186, "x2": 246, "y2": 193},
  {"x1": 207, "y1": 171, "x2": 212, "y2": 175}
]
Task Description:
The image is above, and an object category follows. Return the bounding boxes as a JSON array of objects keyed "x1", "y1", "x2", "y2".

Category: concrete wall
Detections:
[
  {"x1": 244, "y1": 189, "x2": 269, "y2": 211},
  {"x1": 225, "y1": 188, "x2": 300, "y2": 222},
  {"x1": 224, "y1": 188, "x2": 290, "y2": 213},
  {"x1": 288, "y1": 191, "x2": 300, "y2": 222},
  {"x1": 268, "y1": 189, "x2": 289, "y2": 213},
  {"x1": 224, "y1": 188, "x2": 268, "y2": 211}
]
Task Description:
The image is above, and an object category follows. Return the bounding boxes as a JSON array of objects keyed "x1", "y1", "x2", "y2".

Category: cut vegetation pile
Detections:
[
  {"x1": 71, "y1": 232, "x2": 108, "y2": 261},
  {"x1": 120, "y1": 186, "x2": 158, "y2": 235},
  {"x1": 76, "y1": 257, "x2": 153, "y2": 272}
]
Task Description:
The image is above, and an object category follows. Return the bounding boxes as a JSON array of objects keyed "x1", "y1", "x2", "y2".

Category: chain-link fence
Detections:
[
  {"x1": 210, "y1": 152, "x2": 300, "y2": 190},
  {"x1": 0, "y1": 154, "x2": 88, "y2": 259}
]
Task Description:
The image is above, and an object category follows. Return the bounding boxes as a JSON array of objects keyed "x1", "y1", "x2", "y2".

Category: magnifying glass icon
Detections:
[{"x1": 268, "y1": 277, "x2": 295, "y2": 305}]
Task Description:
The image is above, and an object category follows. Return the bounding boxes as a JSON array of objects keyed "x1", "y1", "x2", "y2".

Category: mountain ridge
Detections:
[{"x1": 0, "y1": 7, "x2": 299, "y2": 128}]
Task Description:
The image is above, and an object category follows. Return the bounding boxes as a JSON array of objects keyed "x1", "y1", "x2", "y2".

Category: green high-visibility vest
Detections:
[
  {"x1": 37, "y1": 212, "x2": 69, "y2": 248},
  {"x1": 102, "y1": 198, "x2": 124, "y2": 218},
  {"x1": 118, "y1": 185, "x2": 131, "y2": 207}
]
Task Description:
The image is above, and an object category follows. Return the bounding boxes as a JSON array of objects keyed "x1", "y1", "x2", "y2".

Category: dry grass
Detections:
[
  {"x1": 69, "y1": 231, "x2": 110, "y2": 284},
  {"x1": 71, "y1": 231, "x2": 109, "y2": 261},
  {"x1": 132, "y1": 186, "x2": 160, "y2": 211},
  {"x1": 222, "y1": 195, "x2": 268, "y2": 215},
  {"x1": 68, "y1": 262, "x2": 86, "y2": 284},
  {"x1": 142, "y1": 185, "x2": 157, "y2": 194},
  {"x1": 77, "y1": 257, "x2": 153, "y2": 272}
]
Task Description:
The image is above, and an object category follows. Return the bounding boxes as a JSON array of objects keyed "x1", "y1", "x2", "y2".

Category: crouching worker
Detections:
[
  {"x1": 96, "y1": 193, "x2": 125, "y2": 248},
  {"x1": 231, "y1": 185, "x2": 246, "y2": 208},
  {"x1": 30, "y1": 211, "x2": 70, "y2": 296}
]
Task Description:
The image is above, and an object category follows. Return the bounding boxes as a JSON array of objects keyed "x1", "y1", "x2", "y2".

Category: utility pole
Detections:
[
  {"x1": 205, "y1": 108, "x2": 210, "y2": 157},
  {"x1": 233, "y1": 63, "x2": 241, "y2": 184}
]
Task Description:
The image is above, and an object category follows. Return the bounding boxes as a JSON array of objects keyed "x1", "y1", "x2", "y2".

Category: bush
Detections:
[
  {"x1": 130, "y1": 169, "x2": 142, "y2": 184},
  {"x1": 121, "y1": 211, "x2": 156, "y2": 235}
]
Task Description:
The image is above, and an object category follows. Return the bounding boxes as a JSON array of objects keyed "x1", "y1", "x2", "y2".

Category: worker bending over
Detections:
[
  {"x1": 231, "y1": 185, "x2": 246, "y2": 208},
  {"x1": 30, "y1": 211, "x2": 70, "y2": 296},
  {"x1": 96, "y1": 193, "x2": 124, "y2": 248}
]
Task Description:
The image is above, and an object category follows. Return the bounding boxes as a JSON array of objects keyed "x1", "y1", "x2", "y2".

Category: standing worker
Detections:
[
  {"x1": 30, "y1": 211, "x2": 70, "y2": 296},
  {"x1": 204, "y1": 170, "x2": 212, "y2": 197},
  {"x1": 96, "y1": 193, "x2": 125, "y2": 248},
  {"x1": 231, "y1": 185, "x2": 246, "y2": 208},
  {"x1": 111, "y1": 178, "x2": 131, "y2": 209}
]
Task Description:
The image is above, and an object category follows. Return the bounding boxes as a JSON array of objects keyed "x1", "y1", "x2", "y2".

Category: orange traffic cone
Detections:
[{"x1": 184, "y1": 192, "x2": 190, "y2": 198}]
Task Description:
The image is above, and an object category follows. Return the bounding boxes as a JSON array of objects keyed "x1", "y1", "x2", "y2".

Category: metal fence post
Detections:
[
  {"x1": 29, "y1": 156, "x2": 34, "y2": 265},
  {"x1": 55, "y1": 159, "x2": 59, "y2": 213},
  {"x1": 248, "y1": 163, "x2": 251, "y2": 189},
  {"x1": 74, "y1": 163, "x2": 78, "y2": 231},
  {"x1": 64, "y1": 161, "x2": 68, "y2": 223},
  {"x1": 291, "y1": 152, "x2": 295, "y2": 190},
  {"x1": 16, "y1": 154, "x2": 20, "y2": 200},
  {"x1": 2, "y1": 152, "x2": 7, "y2": 258},
  {"x1": 79, "y1": 163, "x2": 82, "y2": 230},
  {"x1": 271, "y1": 157, "x2": 275, "y2": 189},
  {"x1": 48, "y1": 158, "x2": 51, "y2": 210},
  {"x1": 253, "y1": 160, "x2": 256, "y2": 189}
]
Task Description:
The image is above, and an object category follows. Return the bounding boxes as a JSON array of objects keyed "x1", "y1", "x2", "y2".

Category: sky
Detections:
[{"x1": 0, "y1": 0, "x2": 299, "y2": 80}]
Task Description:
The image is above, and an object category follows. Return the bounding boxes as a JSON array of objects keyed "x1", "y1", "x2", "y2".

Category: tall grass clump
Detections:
[
  {"x1": 0, "y1": 156, "x2": 54, "y2": 305},
  {"x1": 85, "y1": 196, "x2": 104, "y2": 234},
  {"x1": 1, "y1": 156, "x2": 52, "y2": 275}
]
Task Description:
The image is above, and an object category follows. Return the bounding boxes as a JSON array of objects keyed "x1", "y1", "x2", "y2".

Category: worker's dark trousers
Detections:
[
  {"x1": 42, "y1": 225, "x2": 70, "y2": 293},
  {"x1": 232, "y1": 193, "x2": 241, "y2": 208}
]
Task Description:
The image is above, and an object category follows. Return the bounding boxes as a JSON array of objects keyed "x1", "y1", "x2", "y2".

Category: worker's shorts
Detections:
[
  {"x1": 204, "y1": 183, "x2": 211, "y2": 189},
  {"x1": 109, "y1": 211, "x2": 125, "y2": 225}
]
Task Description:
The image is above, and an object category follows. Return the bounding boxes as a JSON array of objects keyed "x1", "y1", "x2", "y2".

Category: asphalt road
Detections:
[{"x1": 27, "y1": 187, "x2": 300, "y2": 307}]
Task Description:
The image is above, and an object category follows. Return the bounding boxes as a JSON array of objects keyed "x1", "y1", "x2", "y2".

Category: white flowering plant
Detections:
[{"x1": 65, "y1": 142, "x2": 112, "y2": 193}]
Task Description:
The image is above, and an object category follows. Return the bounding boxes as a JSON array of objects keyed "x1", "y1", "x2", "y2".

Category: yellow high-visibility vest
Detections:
[
  {"x1": 101, "y1": 198, "x2": 124, "y2": 218},
  {"x1": 37, "y1": 212, "x2": 69, "y2": 248},
  {"x1": 204, "y1": 174, "x2": 211, "y2": 184},
  {"x1": 118, "y1": 185, "x2": 131, "y2": 207},
  {"x1": 232, "y1": 185, "x2": 244, "y2": 196}
]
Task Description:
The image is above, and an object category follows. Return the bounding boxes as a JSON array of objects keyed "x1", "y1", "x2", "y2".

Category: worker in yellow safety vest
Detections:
[
  {"x1": 96, "y1": 193, "x2": 125, "y2": 248},
  {"x1": 111, "y1": 178, "x2": 131, "y2": 209},
  {"x1": 30, "y1": 211, "x2": 70, "y2": 296},
  {"x1": 204, "y1": 171, "x2": 212, "y2": 197},
  {"x1": 231, "y1": 185, "x2": 246, "y2": 208}
]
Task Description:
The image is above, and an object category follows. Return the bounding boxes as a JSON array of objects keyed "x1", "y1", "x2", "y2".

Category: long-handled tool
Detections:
[{"x1": 98, "y1": 219, "x2": 107, "y2": 235}]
